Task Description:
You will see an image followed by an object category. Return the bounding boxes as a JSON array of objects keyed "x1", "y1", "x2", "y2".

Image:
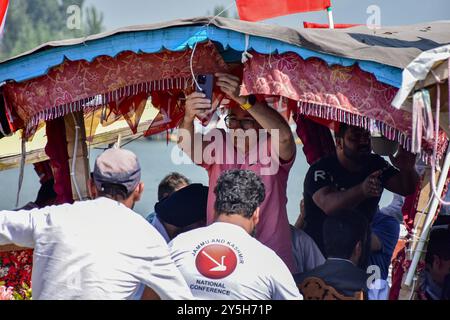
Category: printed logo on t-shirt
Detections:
[
  {"x1": 314, "y1": 170, "x2": 327, "y2": 182},
  {"x1": 195, "y1": 244, "x2": 238, "y2": 279}
]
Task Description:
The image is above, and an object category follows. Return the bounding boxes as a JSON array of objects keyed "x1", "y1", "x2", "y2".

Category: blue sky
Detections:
[{"x1": 85, "y1": 0, "x2": 450, "y2": 31}]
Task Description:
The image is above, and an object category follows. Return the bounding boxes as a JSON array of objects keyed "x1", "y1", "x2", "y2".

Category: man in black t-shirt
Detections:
[{"x1": 303, "y1": 124, "x2": 419, "y2": 256}]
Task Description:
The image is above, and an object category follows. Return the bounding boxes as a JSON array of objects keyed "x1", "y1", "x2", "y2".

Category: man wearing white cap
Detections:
[{"x1": 0, "y1": 148, "x2": 192, "y2": 300}]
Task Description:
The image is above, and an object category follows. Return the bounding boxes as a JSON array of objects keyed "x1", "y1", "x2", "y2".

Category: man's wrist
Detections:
[
  {"x1": 183, "y1": 115, "x2": 195, "y2": 124},
  {"x1": 233, "y1": 96, "x2": 246, "y2": 106},
  {"x1": 239, "y1": 95, "x2": 256, "y2": 111}
]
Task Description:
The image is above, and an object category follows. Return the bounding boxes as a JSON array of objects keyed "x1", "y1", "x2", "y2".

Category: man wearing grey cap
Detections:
[
  {"x1": 0, "y1": 148, "x2": 193, "y2": 300},
  {"x1": 90, "y1": 147, "x2": 144, "y2": 209}
]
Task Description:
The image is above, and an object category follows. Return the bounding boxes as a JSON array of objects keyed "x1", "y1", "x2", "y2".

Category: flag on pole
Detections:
[
  {"x1": 236, "y1": 0, "x2": 331, "y2": 22},
  {"x1": 303, "y1": 22, "x2": 360, "y2": 29},
  {"x1": 0, "y1": 0, "x2": 9, "y2": 35}
]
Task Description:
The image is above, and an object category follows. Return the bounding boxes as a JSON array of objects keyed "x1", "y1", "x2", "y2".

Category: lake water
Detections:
[{"x1": 0, "y1": 139, "x2": 393, "y2": 223}]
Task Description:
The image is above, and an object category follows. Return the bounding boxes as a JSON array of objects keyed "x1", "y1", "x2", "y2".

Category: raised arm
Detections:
[
  {"x1": 215, "y1": 73, "x2": 296, "y2": 161},
  {"x1": 385, "y1": 147, "x2": 419, "y2": 196},
  {"x1": 312, "y1": 170, "x2": 383, "y2": 215},
  {"x1": 177, "y1": 92, "x2": 212, "y2": 165}
]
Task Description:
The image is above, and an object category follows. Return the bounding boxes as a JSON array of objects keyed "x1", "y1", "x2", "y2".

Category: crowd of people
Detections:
[{"x1": 0, "y1": 72, "x2": 449, "y2": 300}]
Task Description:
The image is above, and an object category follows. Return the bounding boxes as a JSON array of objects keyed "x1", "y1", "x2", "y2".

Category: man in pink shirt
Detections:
[{"x1": 178, "y1": 73, "x2": 297, "y2": 272}]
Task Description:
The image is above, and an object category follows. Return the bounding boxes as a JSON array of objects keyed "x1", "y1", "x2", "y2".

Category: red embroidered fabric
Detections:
[
  {"x1": 3, "y1": 42, "x2": 229, "y2": 138},
  {"x1": 241, "y1": 51, "x2": 448, "y2": 160}
]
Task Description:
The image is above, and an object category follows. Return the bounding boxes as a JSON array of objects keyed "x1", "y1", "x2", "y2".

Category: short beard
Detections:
[{"x1": 343, "y1": 141, "x2": 370, "y2": 163}]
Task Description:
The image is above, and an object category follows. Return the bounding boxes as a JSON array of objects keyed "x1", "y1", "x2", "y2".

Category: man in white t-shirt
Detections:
[
  {"x1": 0, "y1": 148, "x2": 192, "y2": 300},
  {"x1": 169, "y1": 169, "x2": 302, "y2": 300}
]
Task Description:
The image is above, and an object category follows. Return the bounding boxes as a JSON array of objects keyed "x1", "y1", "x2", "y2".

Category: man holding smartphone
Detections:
[
  {"x1": 178, "y1": 73, "x2": 297, "y2": 272},
  {"x1": 302, "y1": 124, "x2": 419, "y2": 257}
]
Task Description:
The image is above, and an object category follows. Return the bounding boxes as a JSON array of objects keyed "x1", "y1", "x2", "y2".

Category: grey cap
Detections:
[{"x1": 93, "y1": 148, "x2": 141, "y2": 194}]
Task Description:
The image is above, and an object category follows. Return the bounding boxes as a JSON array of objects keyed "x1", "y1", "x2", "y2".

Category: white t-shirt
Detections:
[
  {"x1": 0, "y1": 197, "x2": 192, "y2": 300},
  {"x1": 169, "y1": 222, "x2": 302, "y2": 300}
]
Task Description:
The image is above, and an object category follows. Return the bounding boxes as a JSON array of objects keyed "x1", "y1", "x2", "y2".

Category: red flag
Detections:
[
  {"x1": 303, "y1": 21, "x2": 361, "y2": 29},
  {"x1": 0, "y1": 0, "x2": 9, "y2": 34},
  {"x1": 236, "y1": 0, "x2": 331, "y2": 22}
]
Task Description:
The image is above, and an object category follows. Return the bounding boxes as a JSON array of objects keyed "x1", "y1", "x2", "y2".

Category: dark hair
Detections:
[
  {"x1": 425, "y1": 227, "x2": 450, "y2": 265},
  {"x1": 98, "y1": 183, "x2": 130, "y2": 201},
  {"x1": 335, "y1": 124, "x2": 370, "y2": 140},
  {"x1": 214, "y1": 169, "x2": 265, "y2": 218},
  {"x1": 35, "y1": 179, "x2": 57, "y2": 207},
  {"x1": 158, "y1": 172, "x2": 190, "y2": 201},
  {"x1": 335, "y1": 123, "x2": 349, "y2": 139},
  {"x1": 323, "y1": 211, "x2": 369, "y2": 260}
]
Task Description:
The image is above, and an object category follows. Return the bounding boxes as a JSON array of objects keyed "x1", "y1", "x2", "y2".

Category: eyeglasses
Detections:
[{"x1": 224, "y1": 115, "x2": 257, "y2": 130}]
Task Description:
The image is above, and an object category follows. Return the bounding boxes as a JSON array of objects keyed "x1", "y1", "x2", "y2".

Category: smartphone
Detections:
[{"x1": 196, "y1": 74, "x2": 214, "y2": 102}]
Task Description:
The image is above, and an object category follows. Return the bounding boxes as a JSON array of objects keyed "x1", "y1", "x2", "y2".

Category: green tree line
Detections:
[{"x1": 0, "y1": 0, "x2": 104, "y2": 61}]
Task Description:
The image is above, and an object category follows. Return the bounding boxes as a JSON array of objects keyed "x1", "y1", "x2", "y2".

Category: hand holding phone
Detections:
[{"x1": 196, "y1": 74, "x2": 214, "y2": 103}]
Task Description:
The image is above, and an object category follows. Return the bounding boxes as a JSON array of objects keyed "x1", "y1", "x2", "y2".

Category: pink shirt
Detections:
[{"x1": 199, "y1": 129, "x2": 296, "y2": 272}]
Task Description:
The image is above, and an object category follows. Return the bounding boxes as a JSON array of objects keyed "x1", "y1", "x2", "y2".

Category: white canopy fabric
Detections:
[{"x1": 392, "y1": 45, "x2": 450, "y2": 110}]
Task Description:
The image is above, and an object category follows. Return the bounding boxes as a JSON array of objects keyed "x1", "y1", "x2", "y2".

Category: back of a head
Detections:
[
  {"x1": 158, "y1": 172, "x2": 190, "y2": 201},
  {"x1": 214, "y1": 169, "x2": 265, "y2": 218},
  {"x1": 323, "y1": 211, "x2": 369, "y2": 260},
  {"x1": 155, "y1": 183, "x2": 208, "y2": 228},
  {"x1": 93, "y1": 148, "x2": 141, "y2": 201},
  {"x1": 425, "y1": 227, "x2": 450, "y2": 266}
]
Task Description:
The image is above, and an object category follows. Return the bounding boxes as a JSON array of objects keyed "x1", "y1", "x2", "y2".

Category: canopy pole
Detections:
[
  {"x1": 64, "y1": 111, "x2": 90, "y2": 201},
  {"x1": 327, "y1": 6, "x2": 334, "y2": 29},
  {"x1": 15, "y1": 137, "x2": 26, "y2": 208},
  {"x1": 404, "y1": 145, "x2": 450, "y2": 287}
]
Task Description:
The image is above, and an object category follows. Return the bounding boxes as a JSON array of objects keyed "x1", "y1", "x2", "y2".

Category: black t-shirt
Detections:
[{"x1": 303, "y1": 154, "x2": 399, "y2": 256}]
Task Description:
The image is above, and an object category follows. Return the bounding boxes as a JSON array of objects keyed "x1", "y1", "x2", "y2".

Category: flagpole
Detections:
[{"x1": 327, "y1": 6, "x2": 334, "y2": 29}]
